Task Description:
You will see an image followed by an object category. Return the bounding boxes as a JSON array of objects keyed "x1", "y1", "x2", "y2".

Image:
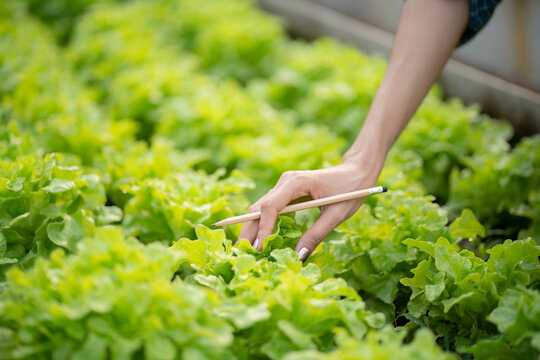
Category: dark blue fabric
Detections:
[{"x1": 458, "y1": 0, "x2": 502, "y2": 45}]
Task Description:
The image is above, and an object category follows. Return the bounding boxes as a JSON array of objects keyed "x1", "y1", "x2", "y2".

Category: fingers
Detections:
[
  {"x1": 295, "y1": 204, "x2": 347, "y2": 261},
  {"x1": 238, "y1": 165, "x2": 373, "y2": 258},
  {"x1": 254, "y1": 175, "x2": 311, "y2": 250},
  {"x1": 237, "y1": 186, "x2": 280, "y2": 246},
  {"x1": 238, "y1": 202, "x2": 262, "y2": 246},
  {"x1": 238, "y1": 219, "x2": 260, "y2": 246}
]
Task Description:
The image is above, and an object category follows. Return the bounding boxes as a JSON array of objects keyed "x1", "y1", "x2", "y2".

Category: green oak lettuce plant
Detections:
[
  {"x1": 401, "y1": 237, "x2": 540, "y2": 354},
  {"x1": 70, "y1": 0, "x2": 344, "y2": 196},
  {"x1": 308, "y1": 191, "x2": 452, "y2": 318},
  {"x1": 0, "y1": 8, "x2": 137, "y2": 164},
  {"x1": 467, "y1": 287, "x2": 540, "y2": 360},
  {"x1": 121, "y1": 170, "x2": 253, "y2": 243},
  {"x1": 0, "y1": 227, "x2": 234, "y2": 360},
  {"x1": 283, "y1": 327, "x2": 456, "y2": 360},
  {"x1": 447, "y1": 135, "x2": 540, "y2": 239},
  {"x1": 171, "y1": 223, "x2": 448, "y2": 360},
  {"x1": 0, "y1": 152, "x2": 111, "y2": 275},
  {"x1": 92, "y1": 137, "x2": 207, "y2": 207}
]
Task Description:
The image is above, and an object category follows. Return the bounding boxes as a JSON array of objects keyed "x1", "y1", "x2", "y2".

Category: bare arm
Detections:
[
  {"x1": 345, "y1": 0, "x2": 470, "y2": 164},
  {"x1": 239, "y1": 0, "x2": 470, "y2": 260}
]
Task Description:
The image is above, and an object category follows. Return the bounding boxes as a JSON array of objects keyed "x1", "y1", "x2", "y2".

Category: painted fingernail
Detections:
[
  {"x1": 298, "y1": 247, "x2": 309, "y2": 261},
  {"x1": 254, "y1": 238, "x2": 260, "y2": 250}
]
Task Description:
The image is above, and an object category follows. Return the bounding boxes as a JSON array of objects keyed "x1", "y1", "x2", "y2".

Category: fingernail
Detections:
[
  {"x1": 298, "y1": 247, "x2": 309, "y2": 261},
  {"x1": 254, "y1": 238, "x2": 260, "y2": 250}
]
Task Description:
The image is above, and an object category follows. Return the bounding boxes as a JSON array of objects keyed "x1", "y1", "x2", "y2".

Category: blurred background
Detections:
[
  {"x1": 309, "y1": 0, "x2": 540, "y2": 92},
  {"x1": 260, "y1": 0, "x2": 540, "y2": 137}
]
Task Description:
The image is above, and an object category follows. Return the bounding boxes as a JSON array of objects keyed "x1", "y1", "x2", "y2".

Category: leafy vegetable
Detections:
[
  {"x1": 121, "y1": 170, "x2": 252, "y2": 243},
  {"x1": 0, "y1": 152, "x2": 107, "y2": 275},
  {"x1": 172, "y1": 224, "x2": 391, "y2": 359},
  {"x1": 283, "y1": 328, "x2": 456, "y2": 360},
  {"x1": 0, "y1": 0, "x2": 538, "y2": 359},
  {"x1": 401, "y1": 237, "x2": 540, "y2": 354},
  {"x1": 0, "y1": 227, "x2": 233, "y2": 359},
  {"x1": 467, "y1": 287, "x2": 540, "y2": 360}
]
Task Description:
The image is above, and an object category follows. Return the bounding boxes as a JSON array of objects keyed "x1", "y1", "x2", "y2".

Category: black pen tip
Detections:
[{"x1": 382, "y1": 185, "x2": 388, "y2": 192}]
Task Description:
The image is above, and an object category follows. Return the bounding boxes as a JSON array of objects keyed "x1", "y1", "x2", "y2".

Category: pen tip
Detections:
[
  {"x1": 211, "y1": 223, "x2": 217, "y2": 227},
  {"x1": 382, "y1": 185, "x2": 388, "y2": 192}
]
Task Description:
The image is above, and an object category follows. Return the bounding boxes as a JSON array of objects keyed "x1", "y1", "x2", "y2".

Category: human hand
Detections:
[{"x1": 238, "y1": 158, "x2": 383, "y2": 261}]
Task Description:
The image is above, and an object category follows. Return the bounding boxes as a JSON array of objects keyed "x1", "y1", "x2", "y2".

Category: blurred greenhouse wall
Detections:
[{"x1": 309, "y1": 0, "x2": 540, "y2": 93}]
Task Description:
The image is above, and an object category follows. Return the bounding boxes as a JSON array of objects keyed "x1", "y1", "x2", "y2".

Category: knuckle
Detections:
[
  {"x1": 280, "y1": 171, "x2": 297, "y2": 180},
  {"x1": 247, "y1": 204, "x2": 259, "y2": 213},
  {"x1": 292, "y1": 173, "x2": 309, "y2": 183},
  {"x1": 260, "y1": 200, "x2": 275, "y2": 212},
  {"x1": 289, "y1": 173, "x2": 311, "y2": 190}
]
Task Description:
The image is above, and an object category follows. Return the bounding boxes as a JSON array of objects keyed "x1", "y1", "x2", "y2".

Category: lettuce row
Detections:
[
  {"x1": 121, "y1": 170, "x2": 252, "y2": 244},
  {"x1": 0, "y1": 223, "x2": 454, "y2": 359},
  {"x1": 467, "y1": 287, "x2": 540, "y2": 360},
  {"x1": 0, "y1": 5, "x2": 138, "y2": 164},
  {"x1": 282, "y1": 328, "x2": 455, "y2": 360},
  {"x1": 401, "y1": 237, "x2": 540, "y2": 354},
  {"x1": 68, "y1": 0, "x2": 344, "y2": 197},
  {"x1": 0, "y1": 152, "x2": 110, "y2": 274},
  {"x1": 66, "y1": 0, "x2": 534, "y2": 235},
  {"x1": 307, "y1": 191, "x2": 453, "y2": 317},
  {"x1": 0, "y1": 227, "x2": 234, "y2": 360},
  {"x1": 0, "y1": 127, "x2": 253, "y2": 277},
  {"x1": 171, "y1": 223, "x2": 450, "y2": 359},
  {"x1": 0, "y1": 0, "x2": 538, "y2": 359},
  {"x1": 16, "y1": 0, "x2": 540, "y2": 235},
  {"x1": 0, "y1": 10, "x2": 255, "y2": 271},
  {"x1": 447, "y1": 135, "x2": 540, "y2": 239}
]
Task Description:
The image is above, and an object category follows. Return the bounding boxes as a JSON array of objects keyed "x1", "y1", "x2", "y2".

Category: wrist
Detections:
[
  {"x1": 341, "y1": 145, "x2": 386, "y2": 181},
  {"x1": 341, "y1": 151, "x2": 385, "y2": 175},
  {"x1": 343, "y1": 127, "x2": 389, "y2": 170}
]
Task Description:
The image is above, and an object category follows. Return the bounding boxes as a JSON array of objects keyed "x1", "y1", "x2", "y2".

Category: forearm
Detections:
[
  {"x1": 344, "y1": 0, "x2": 469, "y2": 166},
  {"x1": 241, "y1": 0, "x2": 470, "y2": 255}
]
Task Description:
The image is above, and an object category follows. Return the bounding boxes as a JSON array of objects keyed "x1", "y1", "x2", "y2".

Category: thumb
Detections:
[{"x1": 295, "y1": 205, "x2": 344, "y2": 261}]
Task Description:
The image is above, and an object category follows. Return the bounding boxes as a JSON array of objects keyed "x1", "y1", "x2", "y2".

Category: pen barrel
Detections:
[
  {"x1": 279, "y1": 188, "x2": 371, "y2": 213},
  {"x1": 213, "y1": 186, "x2": 387, "y2": 227}
]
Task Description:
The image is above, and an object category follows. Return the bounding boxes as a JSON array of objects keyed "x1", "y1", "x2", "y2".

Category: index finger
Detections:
[
  {"x1": 238, "y1": 202, "x2": 262, "y2": 246},
  {"x1": 254, "y1": 177, "x2": 311, "y2": 250}
]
